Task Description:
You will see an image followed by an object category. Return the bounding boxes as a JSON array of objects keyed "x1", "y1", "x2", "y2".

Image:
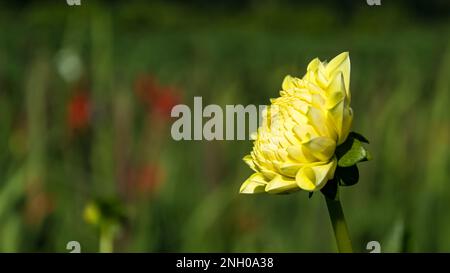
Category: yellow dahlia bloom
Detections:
[{"x1": 240, "y1": 52, "x2": 353, "y2": 194}]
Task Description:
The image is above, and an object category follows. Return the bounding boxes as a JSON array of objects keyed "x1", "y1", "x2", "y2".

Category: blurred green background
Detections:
[{"x1": 0, "y1": 0, "x2": 448, "y2": 252}]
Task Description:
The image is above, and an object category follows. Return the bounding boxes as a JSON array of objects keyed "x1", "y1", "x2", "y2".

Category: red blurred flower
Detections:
[
  {"x1": 153, "y1": 86, "x2": 182, "y2": 118},
  {"x1": 67, "y1": 91, "x2": 91, "y2": 132},
  {"x1": 128, "y1": 163, "x2": 165, "y2": 197},
  {"x1": 235, "y1": 211, "x2": 260, "y2": 233},
  {"x1": 134, "y1": 74, "x2": 182, "y2": 120},
  {"x1": 24, "y1": 190, "x2": 55, "y2": 227},
  {"x1": 134, "y1": 74, "x2": 159, "y2": 102}
]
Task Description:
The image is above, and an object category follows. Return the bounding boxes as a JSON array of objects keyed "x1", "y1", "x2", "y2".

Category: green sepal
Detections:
[
  {"x1": 348, "y1": 132, "x2": 369, "y2": 144},
  {"x1": 336, "y1": 132, "x2": 371, "y2": 167},
  {"x1": 336, "y1": 165, "x2": 359, "y2": 186},
  {"x1": 321, "y1": 176, "x2": 338, "y2": 200}
]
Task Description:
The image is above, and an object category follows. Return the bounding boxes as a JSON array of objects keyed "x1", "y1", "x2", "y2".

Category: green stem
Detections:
[
  {"x1": 325, "y1": 195, "x2": 353, "y2": 253},
  {"x1": 99, "y1": 225, "x2": 114, "y2": 253}
]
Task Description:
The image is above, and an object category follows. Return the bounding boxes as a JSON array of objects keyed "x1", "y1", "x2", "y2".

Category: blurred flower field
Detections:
[{"x1": 0, "y1": 0, "x2": 448, "y2": 252}]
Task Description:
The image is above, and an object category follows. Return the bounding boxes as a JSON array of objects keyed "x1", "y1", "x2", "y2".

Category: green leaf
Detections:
[
  {"x1": 337, "y1": 138, "x2": 369, "y2": 167},
  {"x1": 349, "y1": 132, "x2": 370, "y2": 143},
  {"x1": 337, "y1": 165, "x2": 359, "y2": 186}
]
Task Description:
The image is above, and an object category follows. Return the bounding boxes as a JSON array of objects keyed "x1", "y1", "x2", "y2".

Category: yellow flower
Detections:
[{"x1": 240, "y1": 52, "x2": 353, "y2": 194}]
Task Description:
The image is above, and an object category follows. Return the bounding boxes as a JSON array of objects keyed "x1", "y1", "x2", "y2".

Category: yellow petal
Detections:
[
  {"x1": 303, "y1": 71, "x2": 315, "y2": 83},
  {"x1": 295, "y1": 158, "x2": 337, "y2": 191},
  {"x1": 279, "y1": 162, "x2": 303, "y2": 177},
  {"x1": 328, "y1": 99, "x2": 344, "y2": 139},
  {"x1": 243, "y1": 154, "x2": 258, "y2": 172},
  {"x1": 326, "y1": 72, "x2": 346, "y2": 109},
  {"x1": 302, "y1": 136, "x2": 336, "y2": 162},
  {"x1": 287, "y1": 145, "x2": 315, "y2": 162},
  {"x1": 339, "y1": 107, "x2": 353, "y2": 145},
  {"x1": 328, "y1": 97, "x2": 354, "y2": 145},
  {"x1": 316, "y1": 62, "x2": 328, "y2": 88},
  {"x1": 306, "y1": 58, "x2": 321, "y2": 72},
  {"x1": 326, "y1": 52, "x2": 350, "y2": 98},
  {"x1": 283, "y1": 130, "x2": 301, "y2": 146},
  {"x1": 265, "y1": 174, "x2": 299, "y2": 194},
  {"x1": 282, "y1": 75, "x2": 301, "y2": 91},
  {"x1": 293, "y1": 124, "x2": 317, "y2": 142},
  {"x1": 307, "y1": 107, "x2": 336, "y2": 139},
  {"x1": 239, "y1": 173, "x2": 268, "y2": 194},
  {"x1": 260, "y1": 168, "x2": 278, "y2": 180}
]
